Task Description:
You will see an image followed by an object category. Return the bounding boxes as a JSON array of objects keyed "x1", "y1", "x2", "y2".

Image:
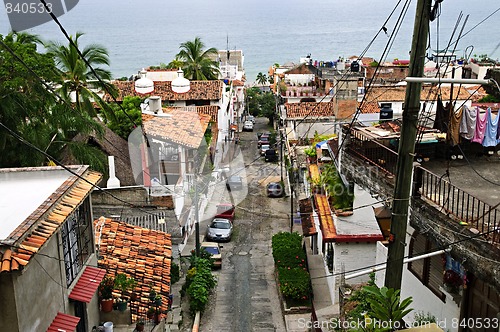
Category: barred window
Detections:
[
  {"x1": 61, "y1": 198, "x2": 93, "y2": 286},
  {"x1": 408, "y1": 231, "x2": 445, "y2": 301}
]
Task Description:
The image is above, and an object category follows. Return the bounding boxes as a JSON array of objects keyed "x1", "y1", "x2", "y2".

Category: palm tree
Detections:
[
  {"x1": 256, "y1": 72, "x2": 267, "y2": 85},
  {"x1": 0, "y1": 32, "x2": 106, "y2": 171},
  {"x1": 176, "y1": 37, "x2": 219, "y2": 80},
  {"x1": 46, "y1": 32, "x2": 117, "y2": 121},
  {"x1": 166, "y1": 55, "x2": 184, "y2": 69}
]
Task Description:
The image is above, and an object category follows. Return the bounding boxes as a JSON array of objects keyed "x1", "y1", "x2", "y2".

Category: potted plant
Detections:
[
  {"x1": 135, "y1": 319, "x2": 145, "y2": 332},
  {"x1": 114, "y1": 273, "x2": 136, "y2": 311},
  {"x1": 443, "y1": 269, "x2": 463, "y2": 293},
  {"x1": 98, "y1": 276, "x2": 115, "y2": 313},
  {"x1": 146, "y1": 307, "x2": 156, "y2": 319}
]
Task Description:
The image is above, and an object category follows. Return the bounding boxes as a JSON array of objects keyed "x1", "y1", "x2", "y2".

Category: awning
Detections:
[
  {"x1": 47, "y1": 312, "x2": 80, "y2": 332},
  {"x1": 68, "y1": 266, "x2": 106, "y2": 303}
]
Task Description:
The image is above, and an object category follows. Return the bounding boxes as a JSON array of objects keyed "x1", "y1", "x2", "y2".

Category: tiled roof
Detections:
[
  {"x1": 314, "y1": 193, "x2": 337, "y2": 241},
  {"x1": 142, "y1": 109, "x2": 211, "y2": 148},
  {"x1": 285, "y1": 63, "x2": 317, "y2": 75},
  {"x1": 364, "y1": 85, "x2": 471, "y2": 103},
  {"x1": 189, "y1": 105, "x2": 219, "y2": 122},
  {"x1": 286, "y1": 102, "x2": 335, "y2": 118},
  {"x1": 95, "y1": 217, "x2": 172, "y2": 321},
  {"x1": 359, "y1": 101, "x2": 381, "y2": 114},
  {"x1": 285, "y1": 100, "x2": 357, "y2": 119},
  {"x1": 231, "y1": 79, "x2": 245, "y2": 86},
  {"x1": 108, "y1": 80, "x2": 223, "y2": 102},
  {"x1": 308, "y1": 164, "x2": 320, "y2": 183},
  {"x1": 0, "y1": 166, "x2": 102, "y2": 273}
]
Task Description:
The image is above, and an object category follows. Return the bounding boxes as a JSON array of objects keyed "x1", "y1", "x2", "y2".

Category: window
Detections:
[
  {"x1": 408, "y1": 231, "x2": 445, "y2": 301},
  {"x1": 61, "y1": 198, "x2": 93, "y2": 286}
]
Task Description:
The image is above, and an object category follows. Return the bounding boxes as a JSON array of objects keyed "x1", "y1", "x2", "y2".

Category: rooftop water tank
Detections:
[
  {"x1": 380, "y1": 104, "x2": 393, "y2": 121},
  {"x1": 350, "y1": 61, "x2": 360, "y2": 72}
]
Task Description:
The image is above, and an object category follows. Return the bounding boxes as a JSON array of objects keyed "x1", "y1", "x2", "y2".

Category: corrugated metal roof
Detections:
[
  {"x1": 68, "y1": 266, "x2": 106, "y2": 303},
  {"x1": 46, "y1": 312, "x2": 80, "y2": 332}
]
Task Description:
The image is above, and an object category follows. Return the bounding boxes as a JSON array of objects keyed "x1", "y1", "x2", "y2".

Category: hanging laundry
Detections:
[
  {"x1": 459, "y1": 105, "x2": 477, "y2": 140},
  {"x1": 471, "y1": 108, "x2": 488, "y2": 144},
  {"x1": 482, "y1": 108, "x2": 499, "y2": 147},
  {"x1": 433, "y1": 96, "x2": 449, "y2": 133},
  {"x1": 449, "y1": 106, "x2": 463, "y2": 145}
]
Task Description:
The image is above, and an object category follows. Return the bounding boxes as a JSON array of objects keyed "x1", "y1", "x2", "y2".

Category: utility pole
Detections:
[{"x1": 384, "y1": 0, "x2": 431, "y2": 290}]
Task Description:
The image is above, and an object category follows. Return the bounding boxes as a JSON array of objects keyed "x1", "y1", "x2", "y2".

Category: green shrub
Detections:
[
  {"x1": 278, "y1": 267, "x2": 311, "y2": 300},
  {"x1": 171, "y1": 261, "x2": 180, "y2": 285},
  {"x1": 186, "y1": 258, "x2": 216, "y2": 314}
]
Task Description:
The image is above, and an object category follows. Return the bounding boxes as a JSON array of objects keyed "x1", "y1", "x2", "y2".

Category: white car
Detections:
[
  {"x1": 247, "y1": 115, "x2": 255, "y2": 123},
  {"x1": 243, "y1": 120, "x2": 254, "y2": 131}
]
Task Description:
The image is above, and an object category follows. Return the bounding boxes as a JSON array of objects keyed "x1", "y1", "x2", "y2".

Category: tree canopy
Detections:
[{"x1": 0, "y1": 31, "x2": 114, "y2": 174}]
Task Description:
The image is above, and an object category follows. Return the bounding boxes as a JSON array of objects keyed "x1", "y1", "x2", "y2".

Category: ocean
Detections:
[{"x1": 1, "y1": 0, "x2": 499, "y2": 83}]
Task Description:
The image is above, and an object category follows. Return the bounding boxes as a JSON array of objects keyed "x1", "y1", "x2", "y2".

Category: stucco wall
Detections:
[
  {"x1": 334, "y1": 242, "x2": 378, "y2": 304},
  {"x1": 13, "y1": 233, "x2": 69, "y2": 331},
  {"x1": 0, "y1": 273, "x2": 18, "y2": 331},
  {"x1": 1, "y1": 233, "x2": 101, "y2": 331},
  {"x1": 91, "y1": 186, "x2": 149, "y2": 206}
]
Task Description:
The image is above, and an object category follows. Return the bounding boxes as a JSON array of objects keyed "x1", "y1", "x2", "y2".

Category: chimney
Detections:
[
  {"x1": 149, "y1": 96, "x2": 162, "y2": 114},
  {"x1": 106, "y1": 156, "x2": 121, "y2": 188}
]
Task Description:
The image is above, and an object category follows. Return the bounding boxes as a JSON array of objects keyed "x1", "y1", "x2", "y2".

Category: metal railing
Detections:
[
  {"x1": 416, "y1": 166, "x2": 500, "y2": 244},
  {"x1": 346, "y1": 137, "x2": 398, "y2": 176},
  {"x1": 343, "y1": 132, "x2": 499, "y2": 245}
]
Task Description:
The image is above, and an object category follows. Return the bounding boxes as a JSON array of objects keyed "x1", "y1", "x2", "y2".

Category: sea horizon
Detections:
[{"x1": 1, "y1": 0, "x2": 499, "y2": 83}]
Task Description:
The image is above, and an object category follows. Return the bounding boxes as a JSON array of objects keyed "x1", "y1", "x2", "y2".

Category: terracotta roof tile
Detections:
[
  {"x1": 0, "y1": 168, "x2": 102, "y2": 273},
  {"x1": 364, "y1": 86, "x2": 471, "y2": 103},
  {"x1": 314, "y1": 193, "x2": 337, "y2": 242},
  {"x1": 285, "y1": 100, "x2": 357, "y2": 119},
  {"x1": 95, "y1": 217, "x2": 172, "y2": 321},
  {"x1": 142, "y1": 109, "x2": 211, "y2": 148},
  {"x1": 108, "y1": 80, "x2": 223, "y2": 102}
]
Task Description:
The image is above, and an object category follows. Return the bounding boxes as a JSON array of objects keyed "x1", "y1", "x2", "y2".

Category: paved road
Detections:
[{"x1": 200, "y1": 118, "x2": 289, "y2": 332}]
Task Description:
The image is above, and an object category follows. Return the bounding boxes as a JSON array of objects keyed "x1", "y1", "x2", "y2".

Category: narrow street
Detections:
[{"x1": 199, "y1": 117, "x2": 289, "y2": 332}]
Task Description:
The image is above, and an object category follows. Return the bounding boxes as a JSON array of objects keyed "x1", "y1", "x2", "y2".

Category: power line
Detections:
[{"x1": 39, "y1": 0, "x2": 140, "y2": 128}]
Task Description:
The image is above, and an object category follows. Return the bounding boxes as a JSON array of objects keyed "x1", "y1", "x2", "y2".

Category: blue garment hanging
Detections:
[{"x1": 482, "y1": 108, "x2": 499, "y2": 147}]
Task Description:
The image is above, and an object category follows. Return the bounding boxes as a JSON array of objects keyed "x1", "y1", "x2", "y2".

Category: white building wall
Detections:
[
  {"x1": 375, "y1": 232, "x2": 461, "y2": 331},
  {"x1": 285, "y1": 73, "x2": 315, "y2": 85},
  {"x1": 286, "y1": 120, "x2": 337, "y2": 139},
  {"x1": 334, "y1": 242, "x2": 379, "y2": 304}
]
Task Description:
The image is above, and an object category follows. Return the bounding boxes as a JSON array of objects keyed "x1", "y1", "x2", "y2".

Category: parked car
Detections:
[
  {"x1": 243, "y1": 120, "x2": 254, "y2": 131},
  {"x1": 214, "y1": 203, "x2": 235, "y2": 221},
  {"x1": 206, "y1": 218, "x2": 233, "y2": 242},
  {"x1": 247, "y1": 115, "x2": 255, "y2": 123},
  {"x1": 266, "y1": 182, "x2": 284, "y2": 197},
  {"x1": 265, "y1": 148, "x2": 278, "y2": 162},
  {"x1": 201, "y1": 242, "x2": 222, "y2": 268},
  {"x1": 258, "y1": 133, "x2": 270, "y2": 147},
  {"x1": 226, "y1": 175, "x2": 243, "y2": 191},
  {"x1": 260, "y1": 144, "x2": 271, "y2": 156}
]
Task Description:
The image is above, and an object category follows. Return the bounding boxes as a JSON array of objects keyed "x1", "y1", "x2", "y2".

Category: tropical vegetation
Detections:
[
  {"x1": 272, "y1": 232, "x2": 311, "y2": 301},
  {"x1": 174, "y1": 37, "x2": 219, "y2": 80},
  {"x1": 46, "y1": 31, "x2": 118, "y2": 121},
  {"x1": 183, "y1": 249, "x2": 217, "y2": 314},
  {"x1": 0, "y1": 31, "x2": 112, "y2": 173},
  {"x1": 345, "y1": 274, "x2": 414, "y2": 331},
  {"x1": 256, "y1": 72, "x2": 267, "y2": 85},
  {"x1": 107, "y1": 96, "x2": 142, "y2": 140},
  {"x1": 246, "y1": 86, "x2": 277, "y2": 125}
]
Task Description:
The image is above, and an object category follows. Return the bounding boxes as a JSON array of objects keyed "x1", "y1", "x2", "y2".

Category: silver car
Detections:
[{"x1": 206, "y1": 218, "x2": 233, "y2": 242}]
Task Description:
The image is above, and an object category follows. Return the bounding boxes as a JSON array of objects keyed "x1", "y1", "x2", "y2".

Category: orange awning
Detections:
[
  {"x1": 68, "y1": 266, "x2": 106, "y2": 303},
  {"x1": 47, "y1": 312, "x2": 80, "y2": 332}
]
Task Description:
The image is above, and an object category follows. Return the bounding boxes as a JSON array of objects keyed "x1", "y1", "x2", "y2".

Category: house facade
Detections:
[{"x1": 0, "y1": 165, "x2": 103, "y2": 332}]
